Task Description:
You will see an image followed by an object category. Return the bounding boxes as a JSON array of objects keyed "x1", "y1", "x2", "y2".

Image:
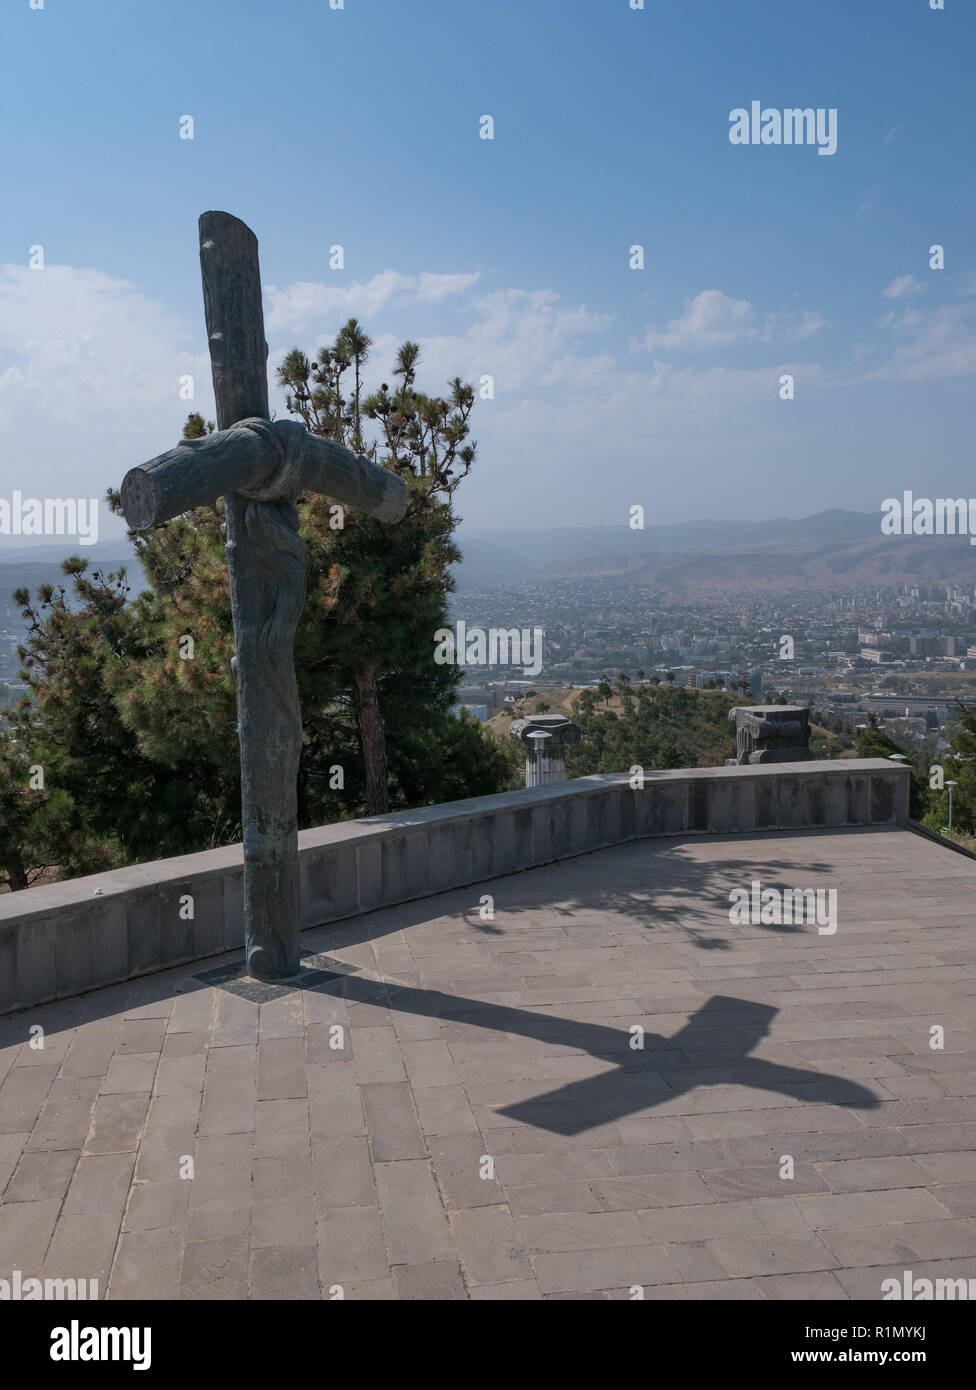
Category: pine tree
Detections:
[
  {"x1": 277, "y1": 324, "x2": 479, "y2": 815},
  {"x1": 6, "y1": 557, "x2": 206, "y2": 880}
]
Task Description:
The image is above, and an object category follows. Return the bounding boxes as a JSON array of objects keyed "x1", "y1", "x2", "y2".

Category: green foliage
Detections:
[
  {"x1": 3, "y1": 560, "x2": 201, "y2": 886},
  {"x1": 922, "y1": 702, "x2": 976, "y2": 835},
  {"x1": 0, "y1": 730, "x2": 65, "y2": 889},
  {"x1": 854, "y1": 716, "x2": 927, "y2": 820},
  {"x1": 566, "y1": 685, "x2": 744, "y2": 776}
]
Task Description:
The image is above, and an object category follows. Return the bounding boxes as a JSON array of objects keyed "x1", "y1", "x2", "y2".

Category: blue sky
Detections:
[{"x1": 1, "y1": 0, "x2": 974, "y2": 538}]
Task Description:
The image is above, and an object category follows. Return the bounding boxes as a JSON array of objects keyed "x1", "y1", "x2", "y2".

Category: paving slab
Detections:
[{"x1": 1, "y1": 826, "x2": 974, "y2": 1298}]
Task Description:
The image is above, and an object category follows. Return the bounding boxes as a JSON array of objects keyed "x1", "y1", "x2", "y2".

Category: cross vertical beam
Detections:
[
  {"x1": 199, "y1": 211, "x2": 305, "y2": 979},
  {"x1": 121, "y1": 212, "x2": 406, "y2": 981}
]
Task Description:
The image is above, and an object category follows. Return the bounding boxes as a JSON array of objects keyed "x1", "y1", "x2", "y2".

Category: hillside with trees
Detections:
[
  {"x1": 491, "y1": 679, "x2": 752, "y2": 773},
  {"x1": 566, "y1": 678, "x2": 743, "y2": 773}
]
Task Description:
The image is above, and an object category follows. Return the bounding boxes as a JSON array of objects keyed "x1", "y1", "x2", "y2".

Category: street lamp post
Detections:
[{"x1": 946, "y1": 779, "x2": 958, "y2": 834}]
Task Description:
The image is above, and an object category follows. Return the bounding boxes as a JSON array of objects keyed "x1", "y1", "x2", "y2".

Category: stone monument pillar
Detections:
[{"x1": 725, "y1": 705, "x2": 813, "y2": 765}]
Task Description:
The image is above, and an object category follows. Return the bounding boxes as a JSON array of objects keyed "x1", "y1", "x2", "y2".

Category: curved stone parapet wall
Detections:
[{"x1": 0, "y1": 760, "x2": 910, "y2": 1016}]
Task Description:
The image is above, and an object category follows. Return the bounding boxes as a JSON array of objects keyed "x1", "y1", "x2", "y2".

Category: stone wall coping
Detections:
[{"x1": 0, "y1": 759, "x2": 906, "y2": 929}]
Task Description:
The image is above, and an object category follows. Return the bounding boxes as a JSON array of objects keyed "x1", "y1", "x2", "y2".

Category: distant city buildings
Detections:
[
  {"x1": 452, "y1": 702, "x2": 489, "y2": 721},
  {"x1": 438, "y1": 575, "x2": 976, "y2": 744}
]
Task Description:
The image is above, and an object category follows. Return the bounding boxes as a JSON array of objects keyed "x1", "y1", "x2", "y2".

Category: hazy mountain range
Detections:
[
  {"x1": 453, "y1": 510, "x2": 976, "y2": 592},
  {"x1": 0, "y1": 541, "x2": 145, "y2": 614},
  {"x1": 2, "y1": 511, "x2": 974, "y2": 601}
]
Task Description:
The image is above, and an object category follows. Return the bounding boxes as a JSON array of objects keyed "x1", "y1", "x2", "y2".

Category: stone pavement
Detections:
[{"x1": 1, "y1": 825, "x2": 975, "y2": 1300}]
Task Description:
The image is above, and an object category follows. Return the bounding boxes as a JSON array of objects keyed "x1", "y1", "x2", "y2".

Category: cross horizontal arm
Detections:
[{"x1": 120, "y1": 417, "x2": 408, "y2": 530}]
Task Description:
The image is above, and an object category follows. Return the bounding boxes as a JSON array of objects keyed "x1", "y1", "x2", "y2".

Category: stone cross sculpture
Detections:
[{"x1": 120, "y1": 212, "x2": 407, "y2": 981}]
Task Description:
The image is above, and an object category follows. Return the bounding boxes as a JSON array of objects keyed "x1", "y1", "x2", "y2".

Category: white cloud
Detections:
[
  {"x1": 639, "y1": 291, "x2": 825, "y2": 353},
  {"x1": 761, "y1": 309, "x2": 827, "y2": 343},
  {"x1": 881, "y1": 274, "x2": 925, "y2": 300},
  {"x1": 0, "y1": 264, "x2": 208, "y2": 537},
  {"x1": 786, "y1": 310, "x2": 827, "y2": 341},
  {"x1": 407, "y1": 289, "x2": 611, "y2": 391},
  {"x1": 640, "y1": 290, "x2": 756, "y2": 351},
  {"x1": 861, "y1": 301, "x2": 976, "y2": 382},
  {"x1": 884, "y1": 125, "x2": 900, "y2": 143},
  {"x1": 264, "y1": 270, "x2": 480, "y2": 336},
  {"x1": 0, "y1": 264, "x2": 199, "y2": 427},
  {"x1": 4, "y1": 255, "x2": 973, "y2": 535}
]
